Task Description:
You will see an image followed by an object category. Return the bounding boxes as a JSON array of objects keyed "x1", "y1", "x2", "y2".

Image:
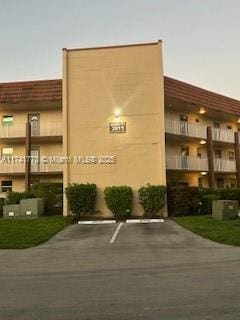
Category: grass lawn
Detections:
[
  {"x1": 0, "y1": 216, "x2": 73, "y2": 249},
  {"x1": 174, "y1": 215, "x2": 240, "y2": 246}
]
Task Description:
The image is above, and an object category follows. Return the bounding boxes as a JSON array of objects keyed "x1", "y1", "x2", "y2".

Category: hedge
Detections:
[
  {"x1": 167, "y1": 186, "x2": 201, "y2": 216},
  {"x1": 138, "y1": 184, "x2": 166, "y2": 218},
  {"x1": 200, "y1": 194, "x2": 220, "y2": 215},
  {"x1": 5, "y1": 191, "x2": 35, "y2": 205},
  {"x1": 31, "y1": 182, "x2": 63, "y2": 215},
  {"x1": 104, "y1": 186, "x2": 132, "y2": 220},
  {"x1": 0, "y1": 198, "x2": 5, "y2": 217},
  {"x1": 168, "y1": 186, "x2": 240, "y2": 216},
  {"x1": 65, "y1": 183, "x2": 97, "y2": 217}
]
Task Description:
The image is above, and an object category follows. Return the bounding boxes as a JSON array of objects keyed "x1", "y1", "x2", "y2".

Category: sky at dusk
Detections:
[{"x1": 0, "y1": 0, "x2": 239, "y2": 99}]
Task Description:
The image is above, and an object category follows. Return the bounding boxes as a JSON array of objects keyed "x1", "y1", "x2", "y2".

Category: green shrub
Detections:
[
  {"x1": 65, "y1": 183, "x2": 97, "y2": 217},
  {"x1": 218, "y1": 188, "x2": 240, "y2": 200},
  {"x1": 104, "y1": 186, "x2": 132, "y2": 220},
  {"x1": 31, "y1": 183, "x2": 63, "y2": 215},
  {"x1": 5, "y1": 191, "x2": 35, "y2": 205},
  {"x1": 167, "y1": 186, "x2": 201, "y2": 216},
  {"x1": 168, "y1": 186, "x2": 240, "y2": 216},
  {"x1": 0, "y1": 198, "x2": 5, "y2": 217},
  {"x1": 188, "y1": 187, "x2": 201, "y2": 214},
  {"x1": 138, "y1": 184, "x2": 166, "y2": 218},
  {"x1": 200, "y1": 194, "x2": 220, "y2": 215}
]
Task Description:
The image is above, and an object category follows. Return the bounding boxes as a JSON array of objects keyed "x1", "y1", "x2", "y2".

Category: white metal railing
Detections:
[
  {"x1": 214, "y1": 159, "x2": 236, "y2": 172},
  {"x1": 0, "y1": 161, "x2": 63, "y2": 174},
  {"x1": 0, "y1": 122, "x2": 62, "y2": 138},
  {"x1": 212, "y1": 128, "x2": 234, "y2": 143},
  {"x1": 166, "y1": 155, "x2": 208, "y2": 171},
  {"x1": 165, "y1": 118, "x2": 207, "y2": 139}
]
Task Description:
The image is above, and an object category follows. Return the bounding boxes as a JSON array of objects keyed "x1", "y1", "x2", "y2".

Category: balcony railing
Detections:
[
  {"x1": 0, "y1": 122, "x2": 62, "y2": 138},
  {"x1": 166, "y1": 155, "x2": 208, "y2": 171},
  {"x1": 165, "y1": 118, "x2": 207, "y2": 139},
  {"x1": 165, "y1": 118, "x2": 236, "y2": 144},
  {"x1": 212, "y1": 128, "x2": 234, "y2": 143},
  {"x1": 0, "y1": 161, "x2": 63, "y2": 174},
  {"x1": 214, "y1": 159, "x2": 236, "y2": 172}
]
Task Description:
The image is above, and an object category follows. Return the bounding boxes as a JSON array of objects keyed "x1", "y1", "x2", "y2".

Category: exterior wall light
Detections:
[
  {"x1": 199, "y1": 106, "x2": 206, "y2": 114},
  {"x1": 237, "y1": 116, "x2": 240, "y2": 123},
  {"x1": 200, "y1": 140, "x2": 207, "y2": 145},
  {"x1": 114, "y1": 109, "x2": 121, "y2": 118},
  {"x1": 201, "y1": 171, "x2": 207, "y2": 176}
]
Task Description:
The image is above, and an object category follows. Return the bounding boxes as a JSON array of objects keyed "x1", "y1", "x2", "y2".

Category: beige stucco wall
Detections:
[
  {"x1": 0, "y1": 108, "x2": 63, "y2": 195},
  {"x1": 63, "y1": 42, "x2": 166, "y2": 216},
  {"x1": 0, "y1": 109, "x2": 62, "y2": 121}
]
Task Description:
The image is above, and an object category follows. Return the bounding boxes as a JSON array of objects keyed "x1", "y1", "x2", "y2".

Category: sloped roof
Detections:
[
  {"x1": 164, "y1": 76, "x2": 240, "y2": 115},
  {"x1": 0, "y1": 76, "x2": 239, "y2": 114},
  {"x1": 0, "y1": 79, "x2": 62, "y2": 104}
]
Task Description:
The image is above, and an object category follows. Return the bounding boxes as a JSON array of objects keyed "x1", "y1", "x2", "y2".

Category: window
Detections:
[
  {"x1": 213, "y1": 122, "x2": 220, "y2": 129},
  {"x1": 215, "y1": 149, "x2": 222, "y2": 159},
  {"x1": 179, "y1": 115, "x2": 188, "y2": 135},
  {"x1": 216, "y1": 178, "x2": 224, "y2": 189},
  {"x1": 229, "y1": 151, "x2": 235, "y2": 161},
  {"x1": 28, "y1": 114, "x2": 40, "y2": 136},
  {"x1": 1, "y1": 180, "x2": 12, "y2": 192},
  {"x1": 1, "y1": 147, "x2": 13, "y2": 159},
  {"x1": 230, "y1": 179, "x2": 236, "y2": 188},
  {"x1": 198, "y1": 177, "x2": 203, "y2": 188},
  {"x1": 197, "y1": 147, "x2": 202, "y2": 158},
  {"x1": 180, "y1": 115, "x2": 188, "y2": 122},
  {"x1": 2, "y1": 115, "x2": 13, "y2": 126}
]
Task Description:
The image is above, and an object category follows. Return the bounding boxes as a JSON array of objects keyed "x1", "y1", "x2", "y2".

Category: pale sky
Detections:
[{"x1": 0, "y1": 0, "x2": 239, "y2": 99}]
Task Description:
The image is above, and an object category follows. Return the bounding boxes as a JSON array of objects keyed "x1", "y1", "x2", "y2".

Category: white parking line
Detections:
[
  {"x1": 126, "y1": 219, "x2": 164, "y2": 223},
  {"x1": 78, "y1": 220, "x2": 116, "y2": 224},
  {"x1": 110, "y1": 222, "x2": 123, "y2": 244}
]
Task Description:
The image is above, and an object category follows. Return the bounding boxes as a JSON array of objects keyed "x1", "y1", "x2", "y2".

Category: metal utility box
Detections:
[
  {"x1": 212, "y1": 200, "x2": 239, "y2": 220},
  {"x1": 3, "y1": 204, "x2": 21, "y2": 218},
  {"x1": 20, "y1": 198, "x2": 45, "y2": 218}
]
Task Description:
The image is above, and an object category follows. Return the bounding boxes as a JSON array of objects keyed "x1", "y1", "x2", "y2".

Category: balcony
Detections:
[
  {"x1": 0, "y1": 122, "x2": 62, "y2": 139},
  {"x1": 166, "y1": 155, "x2": 208, "y2": 171},
  {"x1": 165, "y1": 118, "x2": 207, "y2": 139},
  {"x1": 165, "y1": 118, "x2": 236, "y2": 144},
  {"x1": 214, "y1": 158, "x2": 236, "y2": 172},
  {"x1": 0, "y1": 161, "x2": 63, "y2": 175},
  {"x1": 212, "y1": 128, "x2": 234, "y2": 143}
]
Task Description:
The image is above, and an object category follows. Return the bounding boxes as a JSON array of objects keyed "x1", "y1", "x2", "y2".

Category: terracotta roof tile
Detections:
[
  {"x1": 1, "y1": 76, "x2": 239, "y2": 115},
  {"x1": 164, "y1": 76, "x2": 240, "y2": 115},
  {"x1": 0, "y1": 79, "x2": 62, "y2": 104}
]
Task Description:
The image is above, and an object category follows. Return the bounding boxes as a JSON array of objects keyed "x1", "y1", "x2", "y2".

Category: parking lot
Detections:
[{"x1": 1, "y1": 221, "x2": 240, "y2": 320}]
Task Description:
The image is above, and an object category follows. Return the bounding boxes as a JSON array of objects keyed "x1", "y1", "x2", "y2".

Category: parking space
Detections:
[
  {"x1": 43, "y1": 220, "x2": 224, "y2": 250},
  {"x1": 43, "y1": 222, "x2": 118, "y2": 249},
  {"x1": 1, "y1": 220, "x2": 240, "y2": 320}
]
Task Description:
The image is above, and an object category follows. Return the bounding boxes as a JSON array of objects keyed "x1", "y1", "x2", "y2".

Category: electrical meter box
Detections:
[
  {"x1": 3, "y1": 205, "x2": 21, "y2": 218},
  {"x1": 20, "y1": 198, "x2": 44, "y2": 218},
  {"x1": 212, "y1": 200, "x2": 238, "y2": 220}
]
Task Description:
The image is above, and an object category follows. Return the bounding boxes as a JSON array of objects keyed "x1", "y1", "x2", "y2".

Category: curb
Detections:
[
  {"x1": 126, "y1": 219, "x2": 165, "y2": 223},
  {"x1": 78, "y1": 220, "x2": 116, "y2": 225}
]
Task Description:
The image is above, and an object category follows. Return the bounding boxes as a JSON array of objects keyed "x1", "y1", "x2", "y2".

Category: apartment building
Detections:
[
  {"x1": 165, "y1": 76, "x2": 240, "y2": 189},
  {"x1": 0, "y1": 80, "x2": 63, "y2": 198},
  {"x1": 0, "y1": 41, "x2": 240, "y2": 215}
]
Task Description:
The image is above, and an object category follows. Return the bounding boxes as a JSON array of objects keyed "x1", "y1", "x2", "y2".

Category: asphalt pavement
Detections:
[{"x1": 0, "y1": 220, "x2": 240, "y2": 320}]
